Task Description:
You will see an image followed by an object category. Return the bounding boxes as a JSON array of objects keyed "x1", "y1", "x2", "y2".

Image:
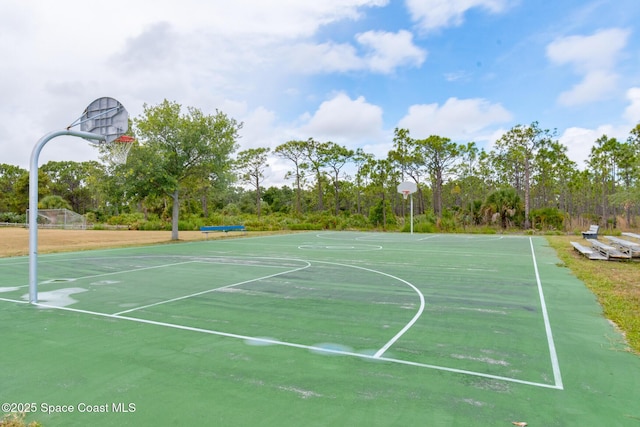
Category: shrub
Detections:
[
  {"x1": 222, "y1": 203, "x2": 241, "y2": 216},
  {"x1": 0, "y1": 212, "x2": 25, "y2": 224},
  {"x1": 410, "y1": 221, "x2": 436, "y2": 233},
  {"x1": 0, "y1": 412, "x2": 42, "y2": 427},
  {"x1": 338, "y1": 213, "x2": 370, "y2": 230},
  {"x1": 107, "y1": 213, "x2": 145, "y2": 227},
  {"x1": 369, "y1": 200, "x2": 396, "y2": 228},
  {"x1": 530, "y1": 207, "x2": 566, "y2": 231},
  {"x1": 288, "y1": 223, "x2": 323, "y2": 230}
]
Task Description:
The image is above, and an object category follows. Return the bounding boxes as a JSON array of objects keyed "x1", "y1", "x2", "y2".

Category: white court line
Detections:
[
  {"x1": 112, "y1": 261, "x2": 312, "y2": 316},
  {"x1": 304, "y1": 260, "x2": 425, "y2": 359},
  {"x1": 529, "y1": 237, "x2": 564, "y2": 390},
  {"x1": 27, "y1": 302, "x2": 561, "y2": 390},
  {"x1": 115, "y1": 257, "x2": 422, "y2": 356},
  {"x1": 1, "y1": 237, "x2": 562, "y2": 390},
  {"x1": 372, "y1": 276, "x2": 424, "y2": 358},
  {"x1": 6, "y1": 260, "x2": 200, "y2": 290},
  {"x1": 0, "y1": 296, "x2": 29, "y2": 304}
]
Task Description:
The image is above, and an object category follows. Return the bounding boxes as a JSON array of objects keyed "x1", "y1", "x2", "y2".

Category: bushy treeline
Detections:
[{"x1": 2, "y1": 100, "x2": 640, "y2": 235}]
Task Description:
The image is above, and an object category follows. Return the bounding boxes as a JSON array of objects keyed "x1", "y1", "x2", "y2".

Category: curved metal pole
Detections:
[{"x1": 29, "y1": 130, "x2": 105, "y2": 304}]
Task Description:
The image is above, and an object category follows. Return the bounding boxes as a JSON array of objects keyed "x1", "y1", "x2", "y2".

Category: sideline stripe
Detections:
[
  {"x1": 28, "y1": 302, "x2": 561, "y2": 390},
  {"x1": 529, "y1": 237, "x2": 564, "y2": 390}
]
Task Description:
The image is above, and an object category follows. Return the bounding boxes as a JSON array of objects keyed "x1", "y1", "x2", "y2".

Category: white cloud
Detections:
[
  {"x1": 556, "y1": 70, "x2": 619, "y2": 107},
  {"x1": 556, "y1": 87, "x2": 640, "y2": 168},
  {"x1": 558, "y1": 125, "x2": 628, "y2": 168},
  {"x1": 406, "y1": 0, "x2": 510, "y2": 31},
  {"x1": 356, "y1": 30, "x2": 427, "y2": 73},
  {"x1": 298, "y1": 93, "x2": 385, "y2": 147},
  {"x1": 397, "y1": 97, "x2": 512, "y2": 140},
  {"x1": 0, "y1": 0, "x2": 395, "y2": 169},
  {"x1": 283, "y1": 30, "x2": 426, "y2": 75},
  {"x1": 624, "y1": 87, "x2": 640, "y2": 124},
  {"x1": 546, "y1": 28, "x2": 630, "y2": 106},
  {"x1": 282, "y1": 42, "x2": 364, "y2": 74}
]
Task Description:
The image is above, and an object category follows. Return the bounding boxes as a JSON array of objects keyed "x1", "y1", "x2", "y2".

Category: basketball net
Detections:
[
  {"x1": 402, "y1": 190, "x2": 410, "y2": 200},
  {"x1": 107, "y1": 135, "x2": 134, "y2": 165}
]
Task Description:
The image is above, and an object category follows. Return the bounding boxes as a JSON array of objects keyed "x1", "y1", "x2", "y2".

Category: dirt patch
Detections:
[{"x1": 0, "y1": 227, "x2": 253, "y2": 258}]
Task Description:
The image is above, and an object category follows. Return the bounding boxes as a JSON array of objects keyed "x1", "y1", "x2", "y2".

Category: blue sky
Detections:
[{"x1": 1, "y1": 0, "x2": 639, "y2": 186}]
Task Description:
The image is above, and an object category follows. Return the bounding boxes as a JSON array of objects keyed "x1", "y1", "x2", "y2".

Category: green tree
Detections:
[
  {"x1": 235, "y1": 147, "x2": 270, "y2": 218},
  {"x1": 614, "y1": 132, "x2": 640, "y2": 226},
  {"x1": 274, "y1": 140, "x2": 307, "y2": 214},
  {"x1": 14, "y1": 170, "x2": 51, "y2": 214},
  {"x1": 455, "y1": 142, "x2": 489, "y2": 220},
  {"x1": 352, "y1": 148, "x2": 373, "y2": 215},
  {"x1": 532, "y1": 139, "x2": 576, "y2": 211},
  {"x1": 0, "y1": 164, "x2": 27, "y2": 212},
  {"x1": 133, "y1": 100, "x2": 241, "y2": 239},
  {"x1": 361, "y1": 158, "x2": 397, "y2": 229},
  {"x1": 40, "y1": 161, "x2": 106, "y2": 213},
  {"x1": 262, "y1": 186, "x2": 294, "y2": 213},
  {"x1": 413, "y1": 135, "x2": 460, "y2": 218},
  {"x1": 301, "y1": 138, "x2": 327, "y2": 211},
  {"x1": 389, "y1": 128, "x2": 426, "y2": 214},
  {"x1": 321, "y1": 142, "x2": 353, "y2": 216},
  {"x1": 494, "y1": 122, "x2": 554, "y2": 228},
  {"x1": 587, "y1": 135, "x2": 620, "y2": 227}
]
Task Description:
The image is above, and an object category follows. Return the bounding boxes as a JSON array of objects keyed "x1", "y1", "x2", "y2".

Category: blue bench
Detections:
[{"x1": 200, "y1": 225, "x2": 246, "y2": 237}]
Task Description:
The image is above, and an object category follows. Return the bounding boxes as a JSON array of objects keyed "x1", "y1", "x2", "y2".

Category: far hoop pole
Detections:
[
  {"x1": 409, "y1": 192, "x2": 414, "y2": 235},
  {"x1": 29, "y1": 129, "x2": 106, "y2": 304}
]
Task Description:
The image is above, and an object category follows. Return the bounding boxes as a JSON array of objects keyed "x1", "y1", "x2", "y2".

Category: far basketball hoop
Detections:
[
  {"x1": 397, "y1": 181, "x2": 417, "y2": 197},
  {"x1": 397, "y1": 181, "x2": 418, "y2": 235}
]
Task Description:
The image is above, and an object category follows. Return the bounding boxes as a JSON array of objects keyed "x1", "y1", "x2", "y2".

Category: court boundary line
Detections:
[
  {"x1": 16, "y1": 301, "x2": 561, "y2": 390},
  {"x1": 529, "y1": 237, "x2": 564, "y2": 390}
]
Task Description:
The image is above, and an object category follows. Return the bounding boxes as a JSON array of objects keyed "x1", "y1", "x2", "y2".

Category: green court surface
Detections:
[{"x1": 1, "y1": 232, "x2": 639, "y2": 426}]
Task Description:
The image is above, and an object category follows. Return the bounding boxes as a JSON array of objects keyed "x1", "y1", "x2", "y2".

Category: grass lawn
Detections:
[{"x1": 546, "y1": 234, "x2": 640, "y2": 354}]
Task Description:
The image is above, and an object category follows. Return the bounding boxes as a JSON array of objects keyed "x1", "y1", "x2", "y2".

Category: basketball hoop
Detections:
[
  {"x1": 29, "y1": 96, "x2": 129, "y2": 304},
  {"x1": 106, "y1": 135, "x2": 135, "y2": 165},
  {"x1": 397, "y1": 181, "x2": 417, "y2": 198},
  {"x1": 397, "y1": 181, "x2": 418, "y2": 235}
]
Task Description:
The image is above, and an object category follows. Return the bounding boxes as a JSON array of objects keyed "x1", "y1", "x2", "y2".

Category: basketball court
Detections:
[{"x1": 1, "y1": 232, "x2": 639, "y2": 425}]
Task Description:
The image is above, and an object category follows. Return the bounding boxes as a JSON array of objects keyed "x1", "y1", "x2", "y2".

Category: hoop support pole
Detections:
[
  {"x1": 29, "y1": 130, "x2": 106, "y2": 304},
  {"x1": 410, "y1": 193, "x2": 414, "y2": 235}
]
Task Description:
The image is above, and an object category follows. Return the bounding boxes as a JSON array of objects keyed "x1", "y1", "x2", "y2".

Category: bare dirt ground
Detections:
[{"x1": 0, "y1": 227, "x2": 252, "y2": 257}]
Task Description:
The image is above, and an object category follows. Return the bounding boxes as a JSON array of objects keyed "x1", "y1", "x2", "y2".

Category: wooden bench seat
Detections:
[
  {"x1": 604, "y1": 236, "x2": 640, "y2": 257},
  {"x1": 589, "y1": 239, "x2": 631, "y2": 260},
  {"x1": 570, "y1": 241, "x2": 607, "y2": 260}
]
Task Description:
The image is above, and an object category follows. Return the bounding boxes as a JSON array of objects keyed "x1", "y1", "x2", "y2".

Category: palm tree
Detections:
[{"x1": 482, "y1": 188, "x2": 522, "y2": 229}]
